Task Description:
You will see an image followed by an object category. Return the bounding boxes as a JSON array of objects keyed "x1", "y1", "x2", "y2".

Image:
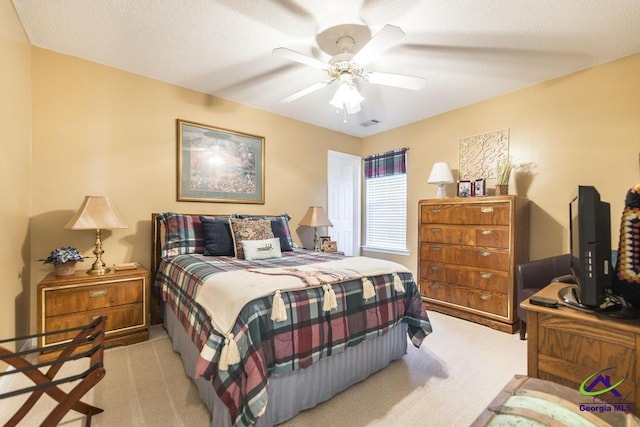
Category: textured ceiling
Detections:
[{"x1": 12, "y1": 0, "x2": 640, "y2": 137}]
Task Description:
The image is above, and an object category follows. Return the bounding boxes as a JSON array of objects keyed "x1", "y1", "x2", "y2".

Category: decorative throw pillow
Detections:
[
  {"x1": 157, "y1": 212, "x2": 204, "y2": 258},
  {"x1": 270, "y1": 220, "x2": 293, "y2": 252},
  {"x1": 242, "y1": 238, "x2": 282, "y2": 261},
  {"x1": 235, "y1": 214, "x2": 294, "y2": 251},
  {"x1": 229, "y1": 218, "x2": 274, "y2": 259},
  {"x1": 200, "y1": 216, "x2": 235, "y2": 256},
  {"x1": 613, "y1": 183, "x2": 640, "y2": 306}
]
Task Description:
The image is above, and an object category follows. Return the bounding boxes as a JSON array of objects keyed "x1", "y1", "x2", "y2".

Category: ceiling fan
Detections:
[{"x1": 273, "y1": 23, "x2": 426, "y2": 115}]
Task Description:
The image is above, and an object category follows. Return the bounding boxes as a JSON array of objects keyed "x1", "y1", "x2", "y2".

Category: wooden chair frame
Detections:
[{"x1": 0, "y1": 317, "x2": 106, "y2": 427}]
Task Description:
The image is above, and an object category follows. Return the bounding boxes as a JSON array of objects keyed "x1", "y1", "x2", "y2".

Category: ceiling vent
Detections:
[{"x1": 360, "y1": 119, "x2": 380, "y2": 127}]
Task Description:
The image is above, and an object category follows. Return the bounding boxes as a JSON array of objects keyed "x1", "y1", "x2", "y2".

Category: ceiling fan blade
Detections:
[
  {"x1": 280, "y1": 80, "x2": 333, "y2": 103},
  {"x1": 272, "y1": 47, "x2": 330, "y2": 70},
  {"x1": 352, "y1": 24, "x2": 405, "y2": 66},
  {"x1": 365, "y1": 71, "x2": 426, "y2": 90}
]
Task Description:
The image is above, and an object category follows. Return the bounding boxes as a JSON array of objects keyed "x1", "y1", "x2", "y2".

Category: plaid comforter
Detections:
[{"x1": 155, "y1": 250, "x2": 432, "y2": 426}]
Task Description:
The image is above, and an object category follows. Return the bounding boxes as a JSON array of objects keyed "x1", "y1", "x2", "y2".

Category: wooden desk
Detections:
[{"x1": 522, "y1": 282, "x2": 640, "y2": 416}]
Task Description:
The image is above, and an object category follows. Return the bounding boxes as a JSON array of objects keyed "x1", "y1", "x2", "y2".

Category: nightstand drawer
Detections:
[
  {"x1": 44, "y1": 303, "x2": 144, "y2": 345},
  {"x1": 37, "y1": 267, "x2": 150, "y2": 359},
  {"x1": 43, "y1": 279, "x2": 144, "y2": 317}
]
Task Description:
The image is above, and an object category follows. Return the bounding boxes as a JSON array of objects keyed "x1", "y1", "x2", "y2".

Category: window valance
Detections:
[{"x1": 363, "y1": 148, "x2": 408, "y2": 179}]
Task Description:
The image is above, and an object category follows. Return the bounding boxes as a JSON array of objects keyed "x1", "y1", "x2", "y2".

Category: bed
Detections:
[{"x1": 151, "y1": 212, "x2": 432, "y2": 426}]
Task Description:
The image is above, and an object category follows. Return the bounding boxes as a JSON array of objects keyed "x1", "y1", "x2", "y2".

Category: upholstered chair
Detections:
[{"x1": 516, "y1": 254, "x2": 572, "y2": 340}]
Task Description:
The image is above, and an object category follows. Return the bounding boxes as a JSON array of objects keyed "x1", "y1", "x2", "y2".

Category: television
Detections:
[{"x1": 567, "y1": 185, "x2": 612, "y2": 308}]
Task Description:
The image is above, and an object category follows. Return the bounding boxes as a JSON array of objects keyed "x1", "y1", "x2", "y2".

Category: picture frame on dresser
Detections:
[
  {"x1": 457, "y1": 180, "x2": 472, "y2": 197},
  {"x1": 474, "y1": 179, "x2": 486, "y2": 197},
  {"x1": 322, "y1": 240, "x2": 338, "y2": 252}
]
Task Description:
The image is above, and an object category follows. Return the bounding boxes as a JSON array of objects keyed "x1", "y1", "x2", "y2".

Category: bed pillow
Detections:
[
  {"x1": 229, "y1": 218, "x2": 274, "y2": 259},
  {"x1": 242, "y1": 238, "x2": 282, "y2": 261},
  {"x1": 200, "y1": 216, "x2": 235, "y2": 257},
  {"x1": 157, "y1": 212, "x2": 204, "y2": 257},
  {"x1": 235, "y1": 214, "x2": 294, "y2": 251}
]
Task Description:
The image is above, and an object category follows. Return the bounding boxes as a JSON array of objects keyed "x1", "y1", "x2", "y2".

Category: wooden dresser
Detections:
[
  {"x1": 418, "y1": 196, "x2": 529, "y2": 333},
  {"x1": 37, "y1": 266, "x2": 149, "y2": 361}
]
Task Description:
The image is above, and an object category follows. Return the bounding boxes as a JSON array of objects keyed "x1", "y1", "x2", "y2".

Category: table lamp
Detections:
[
  {"x1": 428, "y1": 162, "x2": 454, "y2": 198},
  {"x1": 299, "y1": 206, "x2": 333, "y2": 252},
  {"x1": 64, "y1": 196, "x2": 128, "y2": 275}
]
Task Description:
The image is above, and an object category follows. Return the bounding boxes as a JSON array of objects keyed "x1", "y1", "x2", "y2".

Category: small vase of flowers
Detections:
[
  {"x1": 495, "y1": 159, "x2": 513, "y2": 195},
  {"x1": 39, "y1": 247, "x2": 85, "y2": 277}
]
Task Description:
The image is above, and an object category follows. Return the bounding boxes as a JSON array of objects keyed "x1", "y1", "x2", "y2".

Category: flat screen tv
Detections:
[{"x1": 568, "y1": 185, "x2": 612, "y2": 308}]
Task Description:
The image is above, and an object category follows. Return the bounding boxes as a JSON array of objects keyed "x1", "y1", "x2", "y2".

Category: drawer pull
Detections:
[
  {"x1": 431, "y1": 227, "x2": 442, "y2": 233},
  {"x1": 479, "y1": 294, "x2": 492, "y2": 300},
  {"x1": 480, "y1": 251, "x2": 492, "y2": 257},
  {"x1": 431, "y1": 282, "x2": 440, "y2": 289},
  {"x1": 480, "y1": 230, "x2": 493, "y2": 235},
  {"x1": 89, "y1": 289, "x2": 108, "y2": 298},
  {"x1": 430, "y1": 265, "x2": 441, "y2": 271},
  {"x1": 431, "y1": 208, "x2": 442, "y2": 214},
  {"x1": 431, "y1": 247, "x2": 441, "y2": 251},
  {"x1": 480, "y1": 272, "x2": 493, "y2": 279},
  {"x1": 480, "y1": 207, "x2": 494, "y2": 213},
  {"x1": 90, "y1": 315, "x2": 101, "y2": 321}
]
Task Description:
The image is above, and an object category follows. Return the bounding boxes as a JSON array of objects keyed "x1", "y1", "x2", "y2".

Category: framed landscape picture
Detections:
[{"x1": 177, "y1": 119, "x2": 265, "y2": 203}]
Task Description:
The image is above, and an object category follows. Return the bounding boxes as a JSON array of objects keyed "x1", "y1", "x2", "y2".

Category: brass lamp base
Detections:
[{"x1": 86, "y1": 228, "x2": 110, "y2": 275}]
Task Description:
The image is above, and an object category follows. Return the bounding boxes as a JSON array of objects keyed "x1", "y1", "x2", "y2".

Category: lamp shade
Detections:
[
  {"x1": 427, "y1": 162, "x2": 454, "y2": 184},
  {"x1": 299, "y1": 206, "x2": 333, "y2": 227},
  {"x1": 64, "y1": 196, "x2": 128, "y2": 230}
]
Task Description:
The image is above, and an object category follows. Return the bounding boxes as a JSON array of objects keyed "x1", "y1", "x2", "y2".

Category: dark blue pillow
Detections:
[
  {"x1": 271, "y1": 220, "x2": 293, "y2": 252},
  {"x1": 200, "y1": 216, "x2": 235, "y2": 256}
]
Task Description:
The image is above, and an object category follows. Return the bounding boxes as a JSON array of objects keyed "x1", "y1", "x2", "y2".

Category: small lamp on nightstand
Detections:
[
  {"x1": 428, "y1": 162, "x2": 454, "y2": 198},
  {"x1": 299, "y1": 206, "x2": 333, "y2": 252},
  {"x1": 64, "y1": 196, "x2": 128, "y2": 275}
]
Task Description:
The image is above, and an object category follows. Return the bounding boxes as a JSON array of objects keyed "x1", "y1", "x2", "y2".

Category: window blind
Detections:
[{"x1": 363, "y1": 148, "x2": 408, "y2": 254}]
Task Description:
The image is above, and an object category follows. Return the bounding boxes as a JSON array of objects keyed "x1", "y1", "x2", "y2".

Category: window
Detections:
[{"x1": 362, "y1": 148, "x2": 408, "y2": 255}]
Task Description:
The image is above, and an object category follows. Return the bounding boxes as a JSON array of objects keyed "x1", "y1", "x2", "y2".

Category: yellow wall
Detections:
[
  {"x1": 364, "y1": 53, "x2": 640, "y2": 275},
  {"x1": 29, "y1": 48, "x2": 362, "y2": 330},
  {"x1": 3, "y1": 6, "x2": 639, "y2": 338},
  {"x1": 1, "y1": 1, "x2": 31, "y2": 352}
]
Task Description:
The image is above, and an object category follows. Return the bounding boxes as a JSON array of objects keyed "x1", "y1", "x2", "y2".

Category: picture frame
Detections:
[
  {"x1": 319, "y1": 236, "x2": 331, "y2": 250},
  {"x1": 177, "y1": 119, "x2": 265, "y2": 203},
  {"x1": 322, "y1": 240, "x2": 338, "y2": 253},
  {"x1": 457, "y1": 180, "x2": 472, "y2": 197},
  {"x1": 474, "y1": 178, "x2": 486, "y2": 197}
]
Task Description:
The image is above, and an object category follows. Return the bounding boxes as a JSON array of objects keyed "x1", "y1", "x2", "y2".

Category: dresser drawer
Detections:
[
  {"x1": 421, "y1": 203, "x2": 511, "y2": 225},
  {"x1": 44, "y1": 303, "x2": 144, "y2": 345},
  {"x1": 421, "y1": 243, "x2": 509, "y2": 271},
  {"x1": 421, "y1": 280, "x2": 508, "y2": 317},
  {"x1": 43, "y1": 279, "x2": 144, "y2": 317},
  {"x1": 420, "y1": 224, "x2": 509, "y2": 248},
  {"x1": 421, "y1": 262, "x2": 508, "y2": 293}
]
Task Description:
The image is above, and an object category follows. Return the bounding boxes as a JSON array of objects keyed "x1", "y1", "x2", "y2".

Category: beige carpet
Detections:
[{"x1": 1, "y1": 312, "x2": 527, "y2": 426}]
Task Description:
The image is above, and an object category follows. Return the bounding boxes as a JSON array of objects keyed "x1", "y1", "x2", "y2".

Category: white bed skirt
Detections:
[{"x1": 163, "y1": 303, "x2": 408, "y2": 426}]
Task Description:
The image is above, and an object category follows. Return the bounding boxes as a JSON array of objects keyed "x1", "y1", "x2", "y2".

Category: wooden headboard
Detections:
[{"x1": 150, "y1": 213, "x2": 163, "y2": 276}]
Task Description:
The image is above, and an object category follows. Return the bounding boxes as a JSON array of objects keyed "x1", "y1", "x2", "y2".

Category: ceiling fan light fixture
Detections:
[{"x1": 329, "y1": 75, "x2": 364, "y2": 114}]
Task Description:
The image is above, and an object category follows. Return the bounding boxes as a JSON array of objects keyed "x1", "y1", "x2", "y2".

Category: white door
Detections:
[{"x1": 327, "y1": 151, "x2": 361, "y2": 256}]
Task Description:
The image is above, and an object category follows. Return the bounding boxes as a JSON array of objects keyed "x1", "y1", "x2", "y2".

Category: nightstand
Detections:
[{"x1": 37, "y1": 266, "x2": 150, "y2": 362}]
